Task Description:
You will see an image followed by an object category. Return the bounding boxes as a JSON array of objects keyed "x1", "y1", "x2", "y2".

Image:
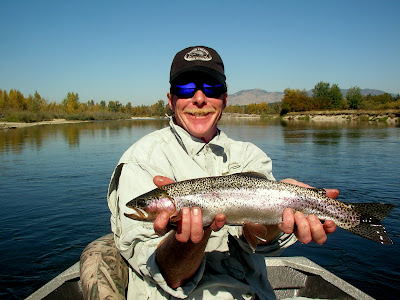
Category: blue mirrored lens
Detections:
[{"x1": 172, "y1": 83, "x2": 225, "y2": 98}]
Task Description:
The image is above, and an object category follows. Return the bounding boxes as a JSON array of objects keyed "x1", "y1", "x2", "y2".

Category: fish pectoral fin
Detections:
[{"x1": 242, "y1": 222, "x2": 268, "y2": 250}]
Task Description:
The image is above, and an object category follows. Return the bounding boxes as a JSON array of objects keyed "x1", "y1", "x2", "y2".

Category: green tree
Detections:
[
  {"x1": 312, "y1": 81, "x2": 331, "y2": 99},
  {"x1": 346, "y1": 86, "x2": 363, "y2": 109},
  {"x1": 330, "y1": 84, "x2": 344, "y2": 109},
  {"x1": 150, "y1": 100, "x2": 166, "y2": 116},
  {"x1": 32, "y1": 91, "x2": 47, "y2": 112},
  {"x1": 108, "y1": 100, "x2": 122, "y2": 112}
]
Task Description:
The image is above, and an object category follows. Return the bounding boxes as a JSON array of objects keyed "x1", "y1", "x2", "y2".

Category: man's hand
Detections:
[
  {"x1": 152, "y1": 175, "x2": 226, "y2": 288},
  {"x1": 278, "y1": 178, "x2": 338, "y2": 244},
  {"x1": 153, "y1": 176, "x2": 226, "y2": 243}
]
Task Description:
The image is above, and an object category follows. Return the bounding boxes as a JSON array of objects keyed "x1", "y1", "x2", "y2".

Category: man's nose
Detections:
[{"x1": 192, "y1": 90, "x2": 207, "y2": 105}]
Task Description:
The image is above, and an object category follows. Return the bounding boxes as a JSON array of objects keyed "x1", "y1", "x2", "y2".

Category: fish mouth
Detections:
[{"x1": 125, "y1": 207, "x2": 149, "y2": 220}]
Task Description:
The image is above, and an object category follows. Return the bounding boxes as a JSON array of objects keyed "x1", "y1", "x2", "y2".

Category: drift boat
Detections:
[{"x1": 26, "y1": 234, "x2": 374, "y2": 300}]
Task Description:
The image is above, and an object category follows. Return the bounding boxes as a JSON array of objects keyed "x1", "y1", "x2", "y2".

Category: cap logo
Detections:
[{"x1": 184, "y1": 47, "x2": 212, "y2": 61}]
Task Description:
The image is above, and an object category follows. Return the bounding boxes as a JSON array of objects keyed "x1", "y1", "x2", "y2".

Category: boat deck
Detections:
[{"x1": 27, "y1": 256, "x2": 374, "y2": 300}]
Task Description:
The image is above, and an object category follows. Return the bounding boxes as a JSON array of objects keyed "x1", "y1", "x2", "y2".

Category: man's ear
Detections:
[
  {"x1": 222, "y1": 92, "x2": 228, "y2": 109},
  {"x1": 167, "y1": 93, "x2": 174, "y2": 111}
]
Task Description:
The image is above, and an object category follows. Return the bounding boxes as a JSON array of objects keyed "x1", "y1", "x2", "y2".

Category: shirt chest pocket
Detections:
[{"x1": 223, "y1": 162, "x2": 242, "y2": 175}]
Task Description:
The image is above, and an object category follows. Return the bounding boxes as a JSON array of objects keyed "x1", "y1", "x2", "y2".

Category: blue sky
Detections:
[{"x1": 1, "y1": 1, "x2": 399, "y2": 106}]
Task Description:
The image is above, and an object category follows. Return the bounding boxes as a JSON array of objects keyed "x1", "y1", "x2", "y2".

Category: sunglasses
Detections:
[{"x1": 170, "y1": 82, "x2": 227, "y2": 99}]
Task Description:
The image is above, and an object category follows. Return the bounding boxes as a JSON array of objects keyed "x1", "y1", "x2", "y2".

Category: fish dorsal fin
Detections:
[{"x1": 239, "y1": 171, "x2": 268, "y2": 179}]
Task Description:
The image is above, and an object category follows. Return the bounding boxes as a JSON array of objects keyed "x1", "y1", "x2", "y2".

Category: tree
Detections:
[
  {"x1": 62, "y1": 92, "x2": 80, "y2": 112},
  {"x1": 150, "y1": 100, "x2": 166, "y2": 116},
  {"x1": 32, "y1": 91, "x2": 47, "y2": 112},
  {"x1": 312, "y1": 81, "x2": 331, "y2": 99},
  {"x1": 346, "y1": 86, "x2": 363, "y2": 109},
  {"x1": 281, "y1": 88, "x2": 312, "y2": 113},
  {"x1": 330, "y1": 84, "x2": 344, "y2": 109},
  {"x1": 108, "y1": 100, "x2": 122, "y2": 112}
]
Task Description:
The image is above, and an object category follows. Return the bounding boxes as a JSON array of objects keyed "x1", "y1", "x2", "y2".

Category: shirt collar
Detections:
[{"x1": 168, "y1": 117, "x2": 227, "y2": 157}]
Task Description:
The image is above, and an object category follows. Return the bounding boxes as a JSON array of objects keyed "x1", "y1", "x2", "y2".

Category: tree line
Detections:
[
  {"x1": 280, "y1": 82, "x2": 399, "y2": 115},
  {"x1": 0, "y1": 89, "x2": 172, "y2": 122},
  {"x1": 1, "y1": 83, "x2": 399, "y2": 122}
]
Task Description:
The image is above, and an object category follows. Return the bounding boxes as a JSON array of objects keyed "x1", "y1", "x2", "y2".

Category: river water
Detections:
[{"x1": 0, "y1": 118, "x2": 399, "y2": 299}]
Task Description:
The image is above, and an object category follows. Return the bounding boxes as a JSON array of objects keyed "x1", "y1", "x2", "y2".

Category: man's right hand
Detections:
[
  {"x1": 152, "y1": 176, "x2": 226, "y2": 243},
  {"x1": 152, "y1": 175, "x2": 225, "y2": 288}
]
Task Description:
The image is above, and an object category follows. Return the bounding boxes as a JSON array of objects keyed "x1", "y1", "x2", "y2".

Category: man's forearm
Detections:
[{"x1": 155, "y1": 229, "x2": 211, "y2": 289}]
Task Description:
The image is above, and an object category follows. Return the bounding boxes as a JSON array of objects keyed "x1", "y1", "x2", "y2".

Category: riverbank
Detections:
[
  {"x1": 282, "y1": 109, "x2": 399, "y2": 124},
  {"x1": 0, "y1": 119, "x2": 90, "y2": 130},
  {"x1": 1, "y1": 110, "x2": 399, "y2": 130}
]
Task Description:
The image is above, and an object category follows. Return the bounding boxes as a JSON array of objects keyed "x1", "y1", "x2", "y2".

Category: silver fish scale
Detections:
[{"x1": 159, "y1": 173, "x2": 360, "y2": 228}]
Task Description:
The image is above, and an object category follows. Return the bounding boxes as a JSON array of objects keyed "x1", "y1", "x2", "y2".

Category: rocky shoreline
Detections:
[{"x1": 282, "y1": 110, "x2": 399, "y2": 124}]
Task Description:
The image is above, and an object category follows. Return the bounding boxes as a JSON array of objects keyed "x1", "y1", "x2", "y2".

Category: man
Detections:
[{"x1": 107, "y1": 46, "x2": 337, "y2": 299}]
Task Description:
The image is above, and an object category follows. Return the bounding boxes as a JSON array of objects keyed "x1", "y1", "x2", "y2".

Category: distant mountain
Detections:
[
  {"x1": 228, "y1": 88, "x2": 394, "y2": 106},
  {"x1": 228, "y1": 89, "x2": 284, "y2": 106}
]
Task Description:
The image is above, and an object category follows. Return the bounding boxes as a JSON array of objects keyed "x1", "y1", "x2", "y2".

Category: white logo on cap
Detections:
[{"x1": 184, "y1": 47, "x2": 212, "y2": 61}]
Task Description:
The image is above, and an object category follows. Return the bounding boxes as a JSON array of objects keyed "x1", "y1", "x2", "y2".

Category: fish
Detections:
[{"x1": 125, "y1": 172, "x2": 395, "y2": 245}]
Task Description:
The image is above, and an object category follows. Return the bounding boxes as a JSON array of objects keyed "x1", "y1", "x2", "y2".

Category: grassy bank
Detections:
[{"x1": 0, "y1": 109, "x2": 132, "y2": 123}]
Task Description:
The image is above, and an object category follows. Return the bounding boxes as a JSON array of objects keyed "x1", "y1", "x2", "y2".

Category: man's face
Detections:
[{"x1": 168, "y1": 76, "x2": 227, "y2": 143}]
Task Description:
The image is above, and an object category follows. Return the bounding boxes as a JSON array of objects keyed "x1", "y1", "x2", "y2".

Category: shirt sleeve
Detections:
[{"x1": 115, "y1": 162, "x2": 205, "y2": 298}]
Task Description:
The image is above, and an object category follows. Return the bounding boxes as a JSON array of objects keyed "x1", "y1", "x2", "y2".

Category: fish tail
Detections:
[{"x1": 345, "y1": 203, "x2": 395, "y2": 244}]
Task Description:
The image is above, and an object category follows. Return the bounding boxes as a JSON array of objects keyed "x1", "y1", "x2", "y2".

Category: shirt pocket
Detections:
[{"x1": 223, "y1": 162, "x2": 241, "y2": 175}]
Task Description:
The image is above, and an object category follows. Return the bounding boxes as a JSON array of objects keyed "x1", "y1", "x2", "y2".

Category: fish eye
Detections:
[{"x1": 136, "y1": 198, "x2": 148, "y2": 206}]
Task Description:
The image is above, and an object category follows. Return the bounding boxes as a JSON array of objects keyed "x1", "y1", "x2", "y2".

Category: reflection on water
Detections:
[
  {"x1": 0, "y1": 118, "x2": 399, "y2": 300},
  {"x1": 0, "y1": 119, "x2": 169, "y2": 154}
]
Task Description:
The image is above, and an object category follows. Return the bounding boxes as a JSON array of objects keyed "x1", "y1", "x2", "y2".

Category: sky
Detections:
[{"x1": 1, "y1": 0, "x2": 399, "y2": 106}]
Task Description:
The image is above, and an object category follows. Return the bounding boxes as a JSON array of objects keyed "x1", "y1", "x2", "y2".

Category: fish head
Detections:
[{"x1": 125, "y1": 188, "x2": 176, "y2": 221}]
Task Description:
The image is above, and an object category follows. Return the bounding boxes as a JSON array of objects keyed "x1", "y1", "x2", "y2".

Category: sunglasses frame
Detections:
[{"x1": 170, "y1": 81, "x2": 227, "y2": 99}]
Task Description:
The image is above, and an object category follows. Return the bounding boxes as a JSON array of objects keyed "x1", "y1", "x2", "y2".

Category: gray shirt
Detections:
[{"x1": 107, "y1": 118, "x2": 297, "y2": 299}]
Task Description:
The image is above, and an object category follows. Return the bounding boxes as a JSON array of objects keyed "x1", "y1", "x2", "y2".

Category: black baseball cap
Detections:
[{"x1": 170, "y1": 46, "x2": 226, "y2": 84}]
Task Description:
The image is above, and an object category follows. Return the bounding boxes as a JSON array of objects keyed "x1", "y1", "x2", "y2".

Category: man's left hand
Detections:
[{"x1": 278, "y1": 178, "x2": 338, "y2": 244}]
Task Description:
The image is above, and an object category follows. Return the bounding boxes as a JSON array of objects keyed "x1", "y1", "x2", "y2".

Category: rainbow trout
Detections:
[{"x1": 125, "y1": 172, "x2": 394, "y2": 244}]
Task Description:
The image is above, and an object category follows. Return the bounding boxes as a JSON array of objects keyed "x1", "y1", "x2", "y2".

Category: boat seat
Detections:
[{"x1": 80, "y1": 234, "x2": 129, "y2": 299}]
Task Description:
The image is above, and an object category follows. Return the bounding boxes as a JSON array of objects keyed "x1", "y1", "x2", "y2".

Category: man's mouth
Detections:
[{"x1": 183, "y1": 108, "x2": 216, "y2": 116}]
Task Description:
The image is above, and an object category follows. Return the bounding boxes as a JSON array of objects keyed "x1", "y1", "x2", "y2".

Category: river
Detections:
[{"x1": 0, "y1": 118, "x2": 399, "y2": 299}]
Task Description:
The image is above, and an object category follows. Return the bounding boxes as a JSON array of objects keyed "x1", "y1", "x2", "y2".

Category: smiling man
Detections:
[{"x1": 107, "y1": 46, "x2": 337, "y2": 299}]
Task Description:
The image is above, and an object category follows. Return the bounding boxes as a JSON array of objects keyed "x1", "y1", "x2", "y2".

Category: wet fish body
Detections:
[{"x1": 125, "y1": 172, "x2": 394, "y2": 244}]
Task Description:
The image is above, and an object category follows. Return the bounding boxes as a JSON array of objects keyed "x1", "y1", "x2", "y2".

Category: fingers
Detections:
[
  {"x1": 279, "y1": 208, "x2": 335, "y2": 245},
  {"x1": 305, "y1": 214, "x2": 327, "y2": 245},
  {"x1": 324, "y1": 189, "x2": 339, "y2": 199},
  {"x1": 154, "y1": 211, "x2": 171, "y2": 236},
  {"x1": 280, "y1": 178, "x2": 312, "y2": 188},
  {"x1": 280, "y1": 178, "x2": 339, "y2": 199},
  {"x1": 210, "y1": 214, "x2": 226, "y2": 232},
  {"x1": 175, "y1": 207, "x2": 204, "y2": 244},
  {"x1": 323, "y1": 220, "x2": 337, "y2": 234},
  {"x1": 153, "y1": 176, "x2": 175, "y2": 187},
  {"x1": 278, "y1": 208, "x2": 295, "y2": 234}
]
